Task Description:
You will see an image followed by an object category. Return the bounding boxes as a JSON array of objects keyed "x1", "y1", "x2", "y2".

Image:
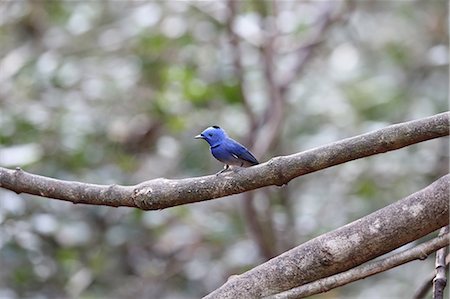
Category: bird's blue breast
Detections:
[{"x1": 211, "y1": 144, "x2": 239, "y2": 165}]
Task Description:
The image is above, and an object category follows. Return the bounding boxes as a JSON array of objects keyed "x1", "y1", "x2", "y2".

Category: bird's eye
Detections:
[{"x1": 208, "y1": 133, "x2": 213, "y2": 137}]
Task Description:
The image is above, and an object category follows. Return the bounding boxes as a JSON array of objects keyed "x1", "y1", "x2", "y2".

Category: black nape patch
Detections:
[{"x1": 212, "y1": 125, "x2": 221, "y2": 129}]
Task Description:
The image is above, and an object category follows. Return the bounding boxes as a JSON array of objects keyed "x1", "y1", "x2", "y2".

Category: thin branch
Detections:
[
  {"x1": 414, "y1": 253, "x2": 450, "y2": 299},
  {"x1": 245, "y1": 0, "x2": 283, "y2": 260},
  {"x1": 0, "y1": 112, "x2": 448, "y2": 210},
  {"x1": 203, "y1": 175, "x2": 450, "y2": 298},
  {"x1": 433, "y1": 226, "x2": 449, "y2": 299},
  {"x1": 242, "y1": 192, "x2": 277, "y2": 260},
  {"x1": 254, "y1": 6, "x2": 285, "y2": 158},
  {"x1": 225, "y1": 0, "x2": 258, "y2": 131},
  {"x1": 279, "y1": 1, "x2": 352, "y2": 95},
  {"x1": 226, "y1": 0, "x2": 277, "y2": 260},
  {"x1": 268, "y1": 233, "x2": 450, "y2": 299}
]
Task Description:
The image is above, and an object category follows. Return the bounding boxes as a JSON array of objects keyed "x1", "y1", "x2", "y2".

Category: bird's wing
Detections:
[{"x1": 226, "y1": 138, "x2": 259, "y2": 165}]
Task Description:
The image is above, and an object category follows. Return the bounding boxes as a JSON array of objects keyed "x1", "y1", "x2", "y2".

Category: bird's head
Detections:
[{"x1": 195, "y1": 126, "x2": 227, "y2": 147}]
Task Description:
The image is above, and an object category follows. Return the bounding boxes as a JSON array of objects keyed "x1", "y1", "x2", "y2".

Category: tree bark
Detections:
[
  {"x1": 271, "y1": 233, "x2": 449, "y2": 298},
  {"x1": 0, "y1": 112, "x2": 448, "y2": 210},
  {"x1": 433, "y1": 226, "x2": 449, "y2": 299},
  {"x1": 204, "y1": 174, "x2": 450, "y2": 298}
]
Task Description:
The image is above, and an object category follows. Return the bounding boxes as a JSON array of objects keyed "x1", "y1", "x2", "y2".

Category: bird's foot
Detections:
[{"x1": 215, "y1": 165, "x2": 231, "y2": 176}]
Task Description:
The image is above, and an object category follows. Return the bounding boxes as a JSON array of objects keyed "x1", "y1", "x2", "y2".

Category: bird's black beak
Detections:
[{"x1": 194, "y1": 134, "x2": 204, "y2": 139}]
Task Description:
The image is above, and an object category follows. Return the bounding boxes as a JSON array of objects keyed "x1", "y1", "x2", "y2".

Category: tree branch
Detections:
[
  {"x1": 225, "y1": 0, "x2": 258, "y2": 131},
  {"x1": 226, "y1": 0, "x2": 276, "y2": 260},
  {"x1": 433, "y1": 226, "x2": 449, "y2": 299},
  {"x1": 414, "y1": 253, "x2": 450, "y2": 299},
  {"x1": 0, "y1": 112, "x2": 448, "y2": 210},
  {"x1": 279, "y1": 2, "x2": 353, "y2": 95},
  {"x1": 203, "y1": 174, "x2": 450, "y2": 298},
  {"x1": 269, "y1": 233, "x2": 450, "y2": 299}
]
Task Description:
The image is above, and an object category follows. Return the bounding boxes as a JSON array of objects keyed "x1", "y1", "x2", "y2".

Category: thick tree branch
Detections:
[
  {"x1": 204, "y1": 174, "x2": 450, "y2": 298},
  {"x1": 0, "y1": 112, "x2": 448, "y2": 210},
  {"x1": 269, "y1": 233, "x2": 450, "y2": 299}
]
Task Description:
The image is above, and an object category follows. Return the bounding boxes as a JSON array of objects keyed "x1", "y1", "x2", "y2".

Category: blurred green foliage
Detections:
[{"x1": 0, "y1": 1, "x2": 448, "y2": 299}]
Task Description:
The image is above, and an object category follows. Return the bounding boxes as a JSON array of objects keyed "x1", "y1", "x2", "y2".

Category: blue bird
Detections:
[
  {"x1": 195, "y1": 126, "x2": 259, "y2": 175},
  {"x1": 194, "y1": 126, "x2": 259, "y2": 174}
]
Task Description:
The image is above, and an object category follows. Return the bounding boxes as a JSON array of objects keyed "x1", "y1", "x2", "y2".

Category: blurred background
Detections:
[{"x1": 0, "y1": 1, "x2": 448, "y2": 298}]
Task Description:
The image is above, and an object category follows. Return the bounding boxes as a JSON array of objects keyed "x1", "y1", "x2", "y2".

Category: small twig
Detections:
[
  {"x1": 414, "y1": 253, "x2": 450, "y2": 299},
  {"x1": 433, "y1": 226, "x2": 449, "y2": 299},
  {"x1": 225, "y1": 0, "x2": 258, "y2": 131},
  {"x1": 252, "y1": 0, "x2": 285, "y2": 158},
  {"x1": 268, "y1": 233, "x2": 450, "y2": 299},
  {"x1": 279, "y1": 2, "x2": 352, "y2": 95}
]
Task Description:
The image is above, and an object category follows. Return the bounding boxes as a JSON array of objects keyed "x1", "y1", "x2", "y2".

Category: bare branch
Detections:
[
  {"x1": 204, "y1": 174, "x2": 450, "y2": 298},
  {"x1": 242, "y1": 192, "x2": 277, "y2": 260},
  {"x1": 414, "y1": 253, "x2": 450, "y2": 299},
  {"x1": 279, "y1": 2, "x2": 353, "y2": 95},
  {"x1": 225, "y1": 0, "x2": 258, "y2": 131},
  {"x1": 0, "y1": 112, "x2": 448, "y2": 210},
  {"x1": 254, "y1": 6, "x2": 285, "y2": 158},
  {"x1": 226, "y1": 0, "x2": 278, "y2": 260},
  {"x1": 433, "y1": 226, "x2": 449, "y2": 299},
  {"x1": 269, "y1": 233, "x2": 450, "y2": 299}
]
